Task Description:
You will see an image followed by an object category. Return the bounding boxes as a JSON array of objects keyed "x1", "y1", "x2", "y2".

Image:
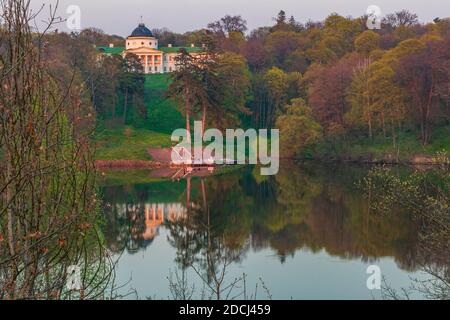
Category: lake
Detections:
[{"x1": 99, "y1": 162, "x2": 437, "y2": 300}]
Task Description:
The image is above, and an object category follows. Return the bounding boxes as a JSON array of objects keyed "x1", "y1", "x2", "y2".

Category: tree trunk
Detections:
[
  {"x1": 391, "y1": 119, "x2": 396, "y2": 147},
  {"x1": 202, "y1": 104, "x2": 206, "y2": 138},
  {"x1": 112, "y1": 94, "x2": 116, "y2": 120},
  {"x1": 185, "y1": 88, "x2": 190, "y2": 134},
  {"x1": 201, "y1": 179, "x2": 207, "y2": 209},
  {"x1": 186, "y1": 177, "x2": 191, "y2": 209},
  {"x1": 123, "y1": 87, "x2": 128, "y2": 124}
]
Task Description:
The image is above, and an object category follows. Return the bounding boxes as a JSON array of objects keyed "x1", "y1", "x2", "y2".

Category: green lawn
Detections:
[
  {"x1": 94, "y1": 127, "x2": 171, "y2": 160},
  {"x1": 94, "y1": 74, "x2": 184, "y2": 160},
  {"x1": 98, "y1": 169, "x2": 168, "y2": 186},
  {"x1": 145, "y1": 74, "x2": 185, "y2": 133}
]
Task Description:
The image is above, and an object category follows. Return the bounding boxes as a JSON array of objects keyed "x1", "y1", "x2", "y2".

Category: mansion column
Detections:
[
  {"x1": 145, "y1": 55, "x2": 148, "y2": 73},
  {"x1": 151, "y1": 55, "x2": 155, "y2": 73}
]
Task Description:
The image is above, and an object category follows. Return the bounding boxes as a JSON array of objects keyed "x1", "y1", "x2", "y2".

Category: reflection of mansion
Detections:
[
  {"x1": 142, "y1": 203, "x2": 186, "y2": 240},
  {"x1": 97, "y1": 23, "x2": 202, "y2": 74},
  {"x1": 115, "y1": 202, "x2": 187, "y2": 241}
]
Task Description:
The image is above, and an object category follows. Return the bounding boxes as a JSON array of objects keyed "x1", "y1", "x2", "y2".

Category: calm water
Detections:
[{"x1": 100, "y1": 162, "x2": 436, "y2": 300}]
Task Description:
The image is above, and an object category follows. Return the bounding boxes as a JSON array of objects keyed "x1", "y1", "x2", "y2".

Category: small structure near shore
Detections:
[{"x1": 148, "y1": 147, "x2": 216, "y2": 180}]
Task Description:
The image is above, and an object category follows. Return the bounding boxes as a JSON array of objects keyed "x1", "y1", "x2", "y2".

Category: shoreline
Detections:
[
  {"x1": 95, "y1": 159, "x2": 163, "y2": 169},
  {"x1": 305, "y1": 153, "x2": 448, "y2": 166},
  {"x1": 95, "y1": 156, "x2": 447, "y2": 170},
  {"x1": 95, "y1": 148, "x2": 448, "y2": 169}
]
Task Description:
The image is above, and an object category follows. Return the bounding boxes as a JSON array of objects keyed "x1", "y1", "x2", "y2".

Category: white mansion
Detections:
[{"x1": 98, "y1": 23, "x2": 202, "y2": 74}]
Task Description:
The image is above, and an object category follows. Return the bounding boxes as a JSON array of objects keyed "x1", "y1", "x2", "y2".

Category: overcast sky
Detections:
[{"x1": 29, "y1": 0, "x2": 449, "y2": 36}]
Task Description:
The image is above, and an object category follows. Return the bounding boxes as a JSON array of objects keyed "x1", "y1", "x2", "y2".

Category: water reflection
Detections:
[
  {"x1": 100, "y1": 162, "x2": 447, "y2": 299},
  {"x1": 102, "y1": 163, "x2": 427, "y2": 271}
]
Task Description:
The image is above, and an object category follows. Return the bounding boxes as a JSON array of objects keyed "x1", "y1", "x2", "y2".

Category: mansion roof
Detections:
[
  {"x1": 97, "y1": 46, "x2": 202, "y2": 55},
  {"x1": 129, "y1": 23, "x2": 154, "y2": 38}
]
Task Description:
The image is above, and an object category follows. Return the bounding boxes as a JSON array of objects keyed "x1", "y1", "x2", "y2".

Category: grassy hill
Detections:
[
  {"x1": 94, "y1": 127, "x2": 171, "y2": 160},
  {"x1": 145, "y1": 74, "x2": 184, "y2": 133},
  {"x1": 95, "y1": 74, "x2": 184, "y2": 160}
]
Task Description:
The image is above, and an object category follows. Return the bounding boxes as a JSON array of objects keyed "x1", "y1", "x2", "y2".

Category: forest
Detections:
[{"x1": 43, "y1": 10, "x2": 449, "y2": 161}]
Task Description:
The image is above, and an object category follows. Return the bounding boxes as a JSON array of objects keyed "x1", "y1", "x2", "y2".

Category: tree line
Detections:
[
  {"x1": 162, "y1": 10, "x2": 449, "y2": 157},
  {"x1": 41, "y1": 10, "x2": 449, "y2": 158}
]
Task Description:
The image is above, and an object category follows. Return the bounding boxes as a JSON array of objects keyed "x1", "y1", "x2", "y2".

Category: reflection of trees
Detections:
[
  {"x1": 167, "y1": 177, "x2": 251, "y2": 299},
  {"x1": 103, "y1": 201, "x2": 149, "y2": 254},
  {"x1": 102, "y1": 181, "x2": 187, "y2": 254},
  {"x1": 102, "y1": 162, "x2": 442, "y2": 278},
  {"x1": 255, "y1": 164, "x2": 426, "y2": 270}
]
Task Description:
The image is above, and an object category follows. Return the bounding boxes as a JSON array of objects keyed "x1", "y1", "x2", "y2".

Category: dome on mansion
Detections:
[{"x1": 129, "y1": 23, "x2": 154, "y2": 38}]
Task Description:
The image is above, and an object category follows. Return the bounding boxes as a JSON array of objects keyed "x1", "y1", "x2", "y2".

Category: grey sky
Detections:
[{"x1": 30, "y1": 0, "x2": 449, "y2": 36}]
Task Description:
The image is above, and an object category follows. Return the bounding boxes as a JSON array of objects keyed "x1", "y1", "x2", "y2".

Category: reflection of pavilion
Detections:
[
  {"x1": 107, "y1": 176, "x2": 206, "y2": 253},
  {"x1": 113, "y1": 202, "x2": 187, "y2": 247},
  {"x1": 142, "y1": 203, "x2": 187, "y2": 240}
]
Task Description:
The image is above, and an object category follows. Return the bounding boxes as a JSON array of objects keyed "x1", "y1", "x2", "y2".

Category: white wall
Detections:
[{"x1": 125, "y1": 37, "x2": 158, "y2": 50}]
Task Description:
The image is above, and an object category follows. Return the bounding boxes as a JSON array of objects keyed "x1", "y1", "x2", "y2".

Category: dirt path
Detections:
[
  {"x1": 95, "y1": 160, "x2": 162, "y2": 169},
  {"x1": 147, "y1": 148, "x2": 172, "y2": 163}
]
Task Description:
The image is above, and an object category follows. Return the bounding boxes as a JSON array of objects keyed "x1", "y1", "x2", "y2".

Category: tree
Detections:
[
  {"x1": 91, "y1": 54, "x2": 121, "y2": 120},
  {"x1": 355, "y1": 30, "x2": 380, "y2": 56},
  {"x1": 286, "y1": 71, "x2": 305, "y2": 101},
  {"x1": 207, "y1": 15, "x2": 247, "y2": 37},
  {"x1": 263, "y1": 67, "x2": 288, "y2": 127},
  {"x1": 275, "y1": 98, "x2": 323, "y2": 158},
  {"x1": 168, "y1": 49, "x2": 206, "y2": 133},
  {"x1": 221, "y1": 30, "x2": 246, "y2": 53},
  {"x1": 308, "y1": 13, "x2": 362, "y2": 60},
  {"x1": 369, "y1": 62, "x2": 406, "y2": 147},
  {"x1": 242, "y1": 38, "x2": 268, "y2": 71},
  {"x1": 212, "y1": 52, "x2": 251, "y2": 129},
  {"x1": 346, "y1": 59, "x2": 375, "y2": 139},
  {"x1": 118, "y1": 54, "x2": 145, "y2": 124},
  {"x1": 347, "y1": 58, "x2": 407, "y2": 146},
  {"x1": 285, "y1": 49, "x2": 309, "y2": 73},
  {"x1": 308, "y1": 53, "x2": 363, "y2": 133},
  {"x1": 396, "y1": 39, "x2": 448, "y2": 145},
  {"x1": 152, "y1": 27, "x2": 184, "y2": 47},
  {"x1": 275, "y1": 10, "x2": 287, "y2": 26},
  {"x1": 266, "y1": 31, "x2": 304, "y2": 67},
  {"x1": 0, "y1": 0, "x2": 107, "y2": 298},
  {"x1": 383, "y1": 10, "x2": 419, "y2": 28}
]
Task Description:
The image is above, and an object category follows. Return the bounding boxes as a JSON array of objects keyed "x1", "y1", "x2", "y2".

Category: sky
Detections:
[{"x1": 29, "y1": 0, "x2": 450, "y2": 36}]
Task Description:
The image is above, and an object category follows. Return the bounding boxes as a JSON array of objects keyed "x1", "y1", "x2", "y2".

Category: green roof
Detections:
[
  {"x1": 159, "y1": 46, "x2": 202, "y2": 53},
  {"x1": 96, "y1": 46, "x2": 202, "y2": 55},
  {"x1": 97, "y1": 46, "x2": 125, "y2": 55}
]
